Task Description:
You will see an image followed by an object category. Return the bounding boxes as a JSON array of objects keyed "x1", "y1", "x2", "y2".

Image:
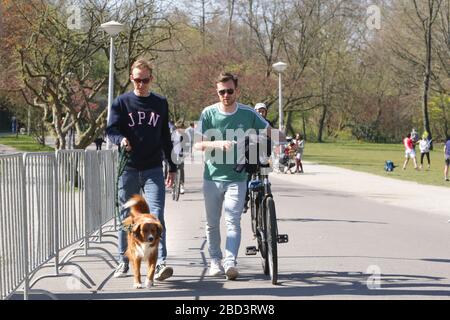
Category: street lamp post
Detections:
[
  {"x1": 100, "y1": 21, "x2": 124, "y2": 149},
  {"x1": 272, "y1": 61, "x2": 288, "y2": 133}
]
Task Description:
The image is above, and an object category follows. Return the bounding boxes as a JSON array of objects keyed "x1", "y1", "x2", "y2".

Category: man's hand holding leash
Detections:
[{"x1": 121, "y1": 138, "x2": 132, "y2": 152}]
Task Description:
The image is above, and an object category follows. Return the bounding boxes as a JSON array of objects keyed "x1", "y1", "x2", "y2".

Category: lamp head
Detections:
[
  {"x1": 272, "y1": 61, "x2": 288, "y2": 73},
  {"x1": 100, "y1": 21, "x2": 125, "y2": 36}
]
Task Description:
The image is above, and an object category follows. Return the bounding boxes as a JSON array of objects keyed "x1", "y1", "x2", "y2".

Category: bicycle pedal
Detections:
[
  {"x1": 277, "y1": 234, "x2": 289, "y2": 243},
  {"x1": 245, "y1": 246, "x2": 258, "y2": 255}
]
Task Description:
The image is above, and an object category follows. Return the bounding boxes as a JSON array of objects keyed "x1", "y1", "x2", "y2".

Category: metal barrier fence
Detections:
[
  {"x1": 94, "y1": 150, "x2": 118, "y2": 237},
  {"x1": 24, "y1": 153, "x2": 57, "y2": 275},
  {"x1": 0, "y1": 150, "x2": 118, "y2": 300},
  {"x1": 0, "y1": 154, "x2": 28, "y2": 300},
  {"x1": 56, "y1": 151, "x2": 86, "y2": 251}
]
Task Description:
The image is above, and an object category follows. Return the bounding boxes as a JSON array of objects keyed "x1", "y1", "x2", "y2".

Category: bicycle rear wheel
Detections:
[
  {"x1": 172, "y1": 168, "x2": 181, "y2": 201},
  {"x1": 265, "y1": 197, "x2": 278, "y2": 284}
]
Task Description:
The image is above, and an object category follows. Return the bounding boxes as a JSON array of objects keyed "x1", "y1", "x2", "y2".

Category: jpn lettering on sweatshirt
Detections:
[{"x1": 128, "y1": 112, "x2": 160, "y2": 127}]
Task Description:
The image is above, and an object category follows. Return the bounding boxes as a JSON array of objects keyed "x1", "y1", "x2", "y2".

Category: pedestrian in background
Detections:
[
  {"x1": 411, "y1": 128, "x2": 419, "y2": 150},
  {"x1": 444, "y1": 136, "x2": 450, "y2": 181},
  {"x1": 11, "y1": 116, "x2": 17, "y2": 134},
  {"x1": 184, "y1": 122, "x2": 195, "y2": 160},
  {"x1": 419, "y1": 134, "x2": 432, "y2": 169},
  {"x1": 94, "y1": 136, "x2": 105, "y2": 150},
  {"x1": 402, "y1": 133, "x2": 418, "y2": 170},
  {"x1": 294, "y1": 133, "x2": 304, "y2": 173}
]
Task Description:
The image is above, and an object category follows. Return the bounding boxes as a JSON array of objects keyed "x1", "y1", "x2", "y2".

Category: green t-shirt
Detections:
[{"x1": 199, "y1": 102, "x2": 269, "y2": 182}]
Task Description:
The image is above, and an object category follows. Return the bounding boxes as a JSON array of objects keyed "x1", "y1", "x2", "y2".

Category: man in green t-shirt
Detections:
[{"x1": 194, "y1": 72, "x2": 284, "y2": 280}]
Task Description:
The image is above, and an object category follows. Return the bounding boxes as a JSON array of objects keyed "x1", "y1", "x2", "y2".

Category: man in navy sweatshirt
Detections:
[{"x1": 106, "y1": 59, "x2": 176, "y2": 282}]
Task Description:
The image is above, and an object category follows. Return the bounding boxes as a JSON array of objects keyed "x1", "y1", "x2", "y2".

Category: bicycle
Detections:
[
  {"x1": 171, "y1": 154, "x2": 184, "y2": 202},
  {"x1": 172, "y1": 164, "x2": 181, "y2": 201},
  {"x1": 234, "y1": 135, "x2": 289, "y2": 284}
]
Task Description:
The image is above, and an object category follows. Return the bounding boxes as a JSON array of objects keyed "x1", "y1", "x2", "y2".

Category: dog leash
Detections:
[{"x1": 115, "y1": 147, "x2": 130, "y2": 226}]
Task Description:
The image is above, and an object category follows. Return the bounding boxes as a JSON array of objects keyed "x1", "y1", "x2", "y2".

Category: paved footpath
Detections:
[
  {"x1": 0, "y1": 143, "x2": 18, "y2": 154},
  {"x1": 10, "y1": 160, "x2": 450, "y2": 300},
  {"x1": 274, "y1": 162, "x2": 450, "y2": 218}
]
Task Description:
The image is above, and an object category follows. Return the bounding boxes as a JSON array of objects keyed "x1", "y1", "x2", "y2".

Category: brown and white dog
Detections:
[{"x1": 122, "y1": 194, "x2": 163, "y2": 289}]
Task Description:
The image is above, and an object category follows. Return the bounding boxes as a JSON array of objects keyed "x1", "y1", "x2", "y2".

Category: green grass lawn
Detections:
[
  {"x1": 0, "y1": 134, "x2": 54, "y2": 152},
  {"x1": 303, "y1": 141, "x2": 449, "y2": 188}
]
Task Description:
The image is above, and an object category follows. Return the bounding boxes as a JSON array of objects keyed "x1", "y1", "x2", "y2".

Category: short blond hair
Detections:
[{"x1": 131, "y1": 59, "x2": 153, "y2": 75}]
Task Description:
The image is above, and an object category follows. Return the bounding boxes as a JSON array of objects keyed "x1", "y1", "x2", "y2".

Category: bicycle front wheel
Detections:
[
  {"x1": 172, "y1": 169, "x2": 181, "y2": 201},
  {"x1": 265, "y1": 197, "x2": 278, "y2": 284}
]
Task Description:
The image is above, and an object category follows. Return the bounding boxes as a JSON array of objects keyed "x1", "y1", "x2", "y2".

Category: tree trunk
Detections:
[
  {"x1": 440, "y1": 95, "x2": 449, "y2": 138},
  {"x1": 227, "y1": 0, "x2": 235, "y2": 44},
  {"x1": 302, "y1": 112, "x2": 307, "y2": 140},
  {"x1": 285, "y1": 111, "x2": 294, "y2": 136},
  {"x1": 422, "y1": 19, "x2": 433, "y2": 140},
  {"x1": 52, "y1": 109, "x2": 66, "y2": 150},
  {"x1": 317, "y1": 104, "x2": 327, "y2": 143},
  {"x1": 202, "y1": 0, "x2": 206, "y2": 49},
  {"x1": 248, "y1": 0, "x2": 253, "y2": 55}
]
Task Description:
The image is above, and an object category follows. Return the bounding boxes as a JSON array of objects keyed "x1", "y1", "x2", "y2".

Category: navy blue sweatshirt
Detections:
[{"x1": 106, "y1": 91, "x2": 176, "y2": 172}]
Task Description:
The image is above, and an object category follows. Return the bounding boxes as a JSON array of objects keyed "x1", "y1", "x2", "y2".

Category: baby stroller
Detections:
[{"x1": 278, "y1": 137, "x2": 296, "y2": 174}]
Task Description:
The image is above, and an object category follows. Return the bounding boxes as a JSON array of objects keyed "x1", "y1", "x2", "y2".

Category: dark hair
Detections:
[
  {"x1": 216, "y1": 72, "x2": 238, "y2": 88},
  {"x1": 407, "y1": 133, "x2": 411, "y2": 138}
]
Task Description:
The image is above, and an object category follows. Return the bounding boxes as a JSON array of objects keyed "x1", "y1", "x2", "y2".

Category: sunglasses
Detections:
[
  {"x1": 133, "y1": 78, "x2": 151, "y2": 84},
  {"x1": 218, "y1": 88, "x2": 235, "y2": 96}
]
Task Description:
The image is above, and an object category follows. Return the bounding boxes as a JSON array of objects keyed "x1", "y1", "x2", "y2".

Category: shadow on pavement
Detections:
[
  {"x1": 277, "y1": 218, "x2": 387, "y2": 225},
  {"x1": 10, "y1": 269, "x2": 450, "y2": 300}
]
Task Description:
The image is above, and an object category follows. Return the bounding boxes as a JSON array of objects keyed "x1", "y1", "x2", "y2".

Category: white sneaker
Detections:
[
  {"x1": 154, "y1": 264, "x2": 173, "y2": 281},
  {"x1": 209, "y1": 259, "x2": 224, "y2": 276},
  {"x1": 180, "y1": 184, "x2": 185, "y2": 194},
  {"x1": 113, "y1": 262, "x2": 129, "y2": 278},
  {"x1": 224, "y1": 265, "x2": 239, "y2": 280}
]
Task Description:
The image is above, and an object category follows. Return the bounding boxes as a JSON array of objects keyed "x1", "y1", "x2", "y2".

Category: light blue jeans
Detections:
[
  {"x1": 118, "y1": 166, "x2": 167, "y2": 265},
  {"x1": 203, "y1": 180, "x2": 247, "y2": 267}
]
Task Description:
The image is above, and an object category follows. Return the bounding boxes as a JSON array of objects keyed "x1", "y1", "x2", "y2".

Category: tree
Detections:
[
  {"x1": 414, "y1": 0, "x2": 443, "y2": 143},
  {"x1": 12, "y1": 0, "x2": 175, "y2": 149},
  {"x1": 386, "y1": 0, "x2": 444, "y2": 142}
]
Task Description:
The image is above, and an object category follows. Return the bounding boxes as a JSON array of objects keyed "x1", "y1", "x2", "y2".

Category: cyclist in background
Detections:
[{"x1": 172, "y1": 120, "x2": 186, "y2": 194}]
